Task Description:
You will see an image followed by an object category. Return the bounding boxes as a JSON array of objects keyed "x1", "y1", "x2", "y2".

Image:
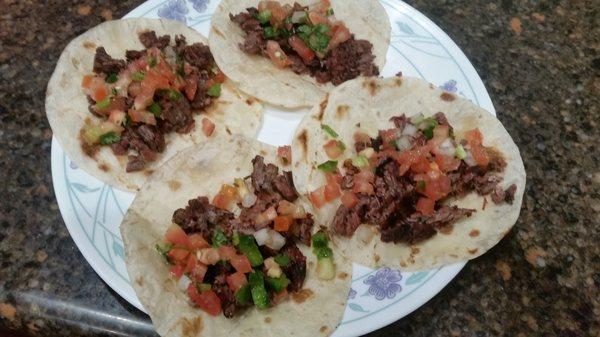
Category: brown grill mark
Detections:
[
  {"x1": 297, "y1": 129, "x2": 308, "y2": 155},
  {"x1": 98, "y1": 164, "x2": 109, "y2": 172},
  {"x1": 83, "y1": 41, "x2": 96, "y2": 49},
  {"x1": 181, "y1": 317, "x2": 203, "y2": 337},
  {"x1": 482, "y1": 197, "x2": 488, "y2": 210},
  {"x1": 226, "y1": 127, "x2": 232, "y2": 135},
  {"x1": 135, "y1": 277, "x2": 144, "y2": 287},
  {"x1": 338, "y1": 272, "x2": 348, "y2": 280},
  {"x1": 246, "y1": 97, "x2": 257, "y2": 105},
  {"x1": 441, "y1": 92, "x2": 456, "y2": 101},
  {"x1": 314, "y1": 95, "x2": 329, "y2": 121},
  {"x1": 212, "y1": 27, "x2": 225, "y2": 38},
  {"x1": 468, "y1": 248, "x2": 478, "y2": 255},
  {"x1": 336, "y1": 105, "x2": 349, "y2": 118},
  {"x1": 144, "y1": 170, "x2": 155, "y2": 177},
  {"x1": 292, "y1": 289, "x2": 314, "y2": 303},
  {"x1": 469, "y1": 229, "x2": 480, "y2": 237},
  {"x1": 363, "y1": 79, "x2": 380, "y2": 96},
  {"x1": 411, "y1": 247, "x2": 420, "y2": 255},
  {"x1": 395, "y1": 77, "x2": 403, "y2": 86},
  {"x1": 320, "y1": 326, "x2": 328, "y2": 333},
  {"x1": 264, "y1": 317, "x2": 272, "y2": 323},
  {"x1": 374, "y1": 254, "x2": 381, "y2": 263},
  {"x1": 439, "y1": 225, "x2": 453, "y2": 235},
  {"x1": 168, "y1": 180, "x2": 181, "y2": 191}
]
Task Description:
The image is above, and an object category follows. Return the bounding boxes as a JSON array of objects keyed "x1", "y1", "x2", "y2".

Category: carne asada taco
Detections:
[
  {"x1": 209, "y1": 0, "x2": 390, "y2": 108},
  {"x1": 121, "y1": 136, "x2": 350, "y2": 337},
  {"x1": 292, "y1": 77, "x2": 526, "y2": 270},
  {"x1": 46, "y1": 19, "x2": 263, "y2": 191}
]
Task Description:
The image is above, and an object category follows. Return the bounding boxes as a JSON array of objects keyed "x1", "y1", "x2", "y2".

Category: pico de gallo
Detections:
[
  {"x1": 308, "y1": 113, "x2": 518, "y2": 244},
  {"x1": 80, "y1": 31, "x2": 226, "y2": 172},
  {"x1": 230, "y1": 0, "x2": 379, "y2": 85},
  {"x1": 159, "y1": 154, "x2": 335, "y2": 318}
]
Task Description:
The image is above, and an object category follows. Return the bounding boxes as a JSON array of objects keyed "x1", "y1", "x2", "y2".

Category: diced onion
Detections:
[
  {"x1": 464, "y1": 151, "x2": 477, "y2": 167},
  {"x1": 402, "y1": 124, "x2": 417, "y2": 137},
  {"x1": 242, "y1": 193, "x2": 257, "y2": 208},
  {"x1": 253, "y1": 228, "x2": 287, "y2": 251},
  {"x1": 359, "y1": 147, "x2": 376, "y2": 159},
  {"x1": 253, "y1": 228, "x2": 270, "y2": 246},
  {"x1": 355, "y1": 224, "x2": 377, "y2": 244},
  {"x1": 437, "y1": 138, "x2": 456, "y2": 156},
  {"x1": 291, "y1": 11, "x2": 306, "y2": 23},
  {"x1": 395, "y1": 136, "x2": 412, "y2": 151},
  {"x1": 177, "y1": 275, "x2": 191, "y2": 291},
  {"x1": 410, "y1": 113, "x2": 425, "y2": 125}
]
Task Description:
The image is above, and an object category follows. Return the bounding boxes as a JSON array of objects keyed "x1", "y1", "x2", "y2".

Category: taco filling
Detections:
[
  {"x1": 230, "y1": 0, "x2": 379, "y2": 85},
  {"x1": 308, "y1": 113, "x2": 518, "y2": 245},
  {"x1": 80, "y1": 31, "x2": 226, "y2": 172},
  {"x1": 158, "y1": 155, "x2": 335, "y2": 318}
]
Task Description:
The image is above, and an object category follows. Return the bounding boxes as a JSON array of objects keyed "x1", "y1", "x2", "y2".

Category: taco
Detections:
[
  {"x1": 46, "y1": 19, "x2": 263, "y2": 192},
  {"x1": 209, "y1": 0, "x2": 390, "y2": 108},
  {"x1": 121, "y1": 136, "x2": 350, "y2": 337},
  {"x1": 292, "y1": 76, "x2": 526, "y2": 270}
]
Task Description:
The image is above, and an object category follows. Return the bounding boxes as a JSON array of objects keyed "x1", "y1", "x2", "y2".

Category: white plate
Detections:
[{"x1": 51, "y1": 1, "x2": 495, "y2": 336}]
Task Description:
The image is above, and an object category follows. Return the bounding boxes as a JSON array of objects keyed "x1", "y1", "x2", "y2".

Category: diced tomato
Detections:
[
  {"x1": 217, "y1": 245, "x2": 237, "y2": 261},
  {"x1": 379, "y1": 129, "x2": 399, "y2": 147},
  {"x1": 435, "y1": 154, "x2": 461, "y2": 172},
  {"x1": 353, "y1": 179, "x2": 374, "y2": 195},
  {"x1": 213, "y1": 69, "x2": 227, "y2": 84},
  {"x1": 395, "y1": 147, "x2": 429, "y2": 175},
  {"x1": 81, "y1": 75, "x2": 94, "y2": 89},
  {"x1": 325, "y1": 172, "x2": 342, "y2": 185},
  {"x1": 470, "y1": 145, "x2": 490, "y2": 167},
  {"x1": 277, "y1": 200, "x2": 295, "y2": 215},
  {"x1": 274, "y1": 215, "x2": 293, "y2": 232},
  {"x1": 190, "y1": 263, "x2": 208, "y2": 283},
  {"x1": 277, "y1": 145, "x2": 292, "y2": 165},
  {"x1": 328, "y1": 22, "x2": 351, "y2": 51},
  {"x1": 410, "y1": 156, "x2": 431, "y2": 173},
  {"x1": 310, "y1": 186, "x2": 327, "y2": 208},
  {"x1": 324, "y1": 182, "x2": 341, "y2": 202},
  {"x1": 184, "y1": 76, "x2": 198, "y2": 101},
  {"x1": 92, "y1": 84, "x2": 108, "y2": 102},
  {"x1": 169, "y1": 264, "x2": 184, "y2": 280},
  {"x1": 465, "y1": 128, "x2": 483, "y2": 146},
  {"x1": 415, "y1": 197, "x2": 435, "y2": 215},
  {"x1": 188, "y1": 234, "x2": 210, "y2": 250},
  {"x1": 183, "y1": 254, "x2": 197, "y2": 274},
  {"x1": 341, "y1": 191, "x2": 358, "y2": 208},
  {"x1": 226, "y1": 272, "x2": 248, "y2": 292},
  {"x1": 288, "y1": 36, "x2": 315, "y2": 63},
  {"x1": 167, "y1": 248, "x2": 190, "y2": 263},
  {"x1": 272, "y1": 289, "x2": 288, "y2": 305},
  {"x1": 266, "y1": 41, "x2": 292, "y2": 69},
  {"x1": 267, "y1": 1, "x2": 288, "y2": 26},
  {"x1": 155, "y1": 62, "x2": 176, "y2": 85},
  {"x1": 187, "y1": 285, "x2": 221, "y2": 316},
  {"x1": 230, "y1": 255, "x2": 252, "y2": 274},
  {"x1": 356, "y1": 170, "x2": 375, "y2": 183},
  {"x1": 324, "y1": 140, "x2": 344, "y2": 159},
  {"x1": 415, "y1": 171, "x2": 452, "y2": 201},
  {"x1": 308, "y1": 11, "x2": 329, "y2": 25},
  {"x1": 202, "y1": 118, "x2": 215, "y2": 137},
  {"x1": 164, "y1": 225, "x2": 189, "y2": 247},
  {"x1": 212, "y1": 184, "x2": 237, "y2": 210},
  {"x1": 128, "y1": 81, "x2": 142, "y2": 97},
  {"x1": 108, "y1": 110, "x2": 126, "y2": 125},
  {"x1": 128, "y1": 109, "x2": 157, "y2": 125}
]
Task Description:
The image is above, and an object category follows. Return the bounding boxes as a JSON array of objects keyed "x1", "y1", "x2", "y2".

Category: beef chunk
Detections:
[
  {"x1": 158, "y1": 96, "x2": 194, "y2": 133},
  {"x1": 230, "y1": 11, "x2": 263, "y2": 33},
  {"x1": 93, "y1": 47, "x2": 126, "y2": 75},
  {"x1": 172, "y1": 196, "x2": 235, "y2": 238},
  {"x1": 136, "y1": 125, "x2": 165, "y2": 152},
  {"x1": 273, "y1": 171, "x2": 298, "y2": 202},
  {"x1": 126, "y1": 155, "x2": 146, "y2": 172},
  {"x1": 331, "y1": 205, "x2": 362, "y2": 237},
  {"x1": 492, "y1": 184, "x2": 517, "y2": 205},
  {"x1": 390, "y1": 115, "x2": 408, "y2": 129},
  {"x1": 213, "y1": 274, "x2": 238, "y2": 318},
  {"x1": 381, "y1": 206, "x2": 475, "y2": 244},
  {"x1": 291, "y1": 214, "x2": 314, "y2": 246},
  {"x1": 139, "y1": 31, "x2": 170, "y2": 49},
  {"x1": 239, "y1": 31, "x2": 266, "y2": 55},
  {"x1": 322, "y1": 37, "x2": 379, "y2": 85},
  {"x1": 280, "y1": 243, "x2": 306, "y2": 292},
  {"x1": 181, "y1": 42, "x2": 214, "y2": 70},
  {"x1": 125, "y1": 49, "x2": 146, "y2": 62},
  {"x1": 251, "y1": 156, "x2": 279, "y2": 193}
]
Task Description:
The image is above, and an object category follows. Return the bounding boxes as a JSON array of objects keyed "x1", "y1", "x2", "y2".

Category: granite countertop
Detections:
[{"x1": 1, "y1": 0, "x2": 598, "y2": 336}]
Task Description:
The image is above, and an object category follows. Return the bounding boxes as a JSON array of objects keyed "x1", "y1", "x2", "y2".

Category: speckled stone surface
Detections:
[{"x1": 0, "y1": 0, "x2": 598, "y2": 336}]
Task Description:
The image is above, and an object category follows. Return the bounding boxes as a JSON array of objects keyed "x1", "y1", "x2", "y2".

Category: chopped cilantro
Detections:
[
  {"x1": 206, "y1": 83, "x2": 222, "y2": 97},
  {"x1": 317, "y1": 160, "x2": 338, "y2": 173}
]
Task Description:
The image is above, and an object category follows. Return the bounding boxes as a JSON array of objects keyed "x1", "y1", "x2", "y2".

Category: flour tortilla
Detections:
[
  {"x1": 209, "y1": 0, "x2": 390, "y2": 108},
  {"x1": 121, "y1": 136, "x2": 351, "y2": 337},
  {"x1": 46, "y1": 18, "x2": 263, "y2": 192},
  {"x1": 292, "y1": 77, "x2": 526, "y2": 270}
]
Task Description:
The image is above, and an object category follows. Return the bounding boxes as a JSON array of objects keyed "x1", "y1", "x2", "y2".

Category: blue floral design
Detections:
[
  {"x1": 440, "y1": 79, "x2": 458, "y2": 93},
  {"x1": 69, "y1": 161, "x2": 78, "y2": 169},
  {"x1": 190, "y1": 0, "x2": 208, "y2": 12},
  {"x1": 348, "y1": 288, "x2": 357, "y2": 299},
  {"x1": 363, "y1": 268, "x2": 402, "y2": 300},
  {"x1": 157, "y1": 0, "x2": 189, "y2": 23}
]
